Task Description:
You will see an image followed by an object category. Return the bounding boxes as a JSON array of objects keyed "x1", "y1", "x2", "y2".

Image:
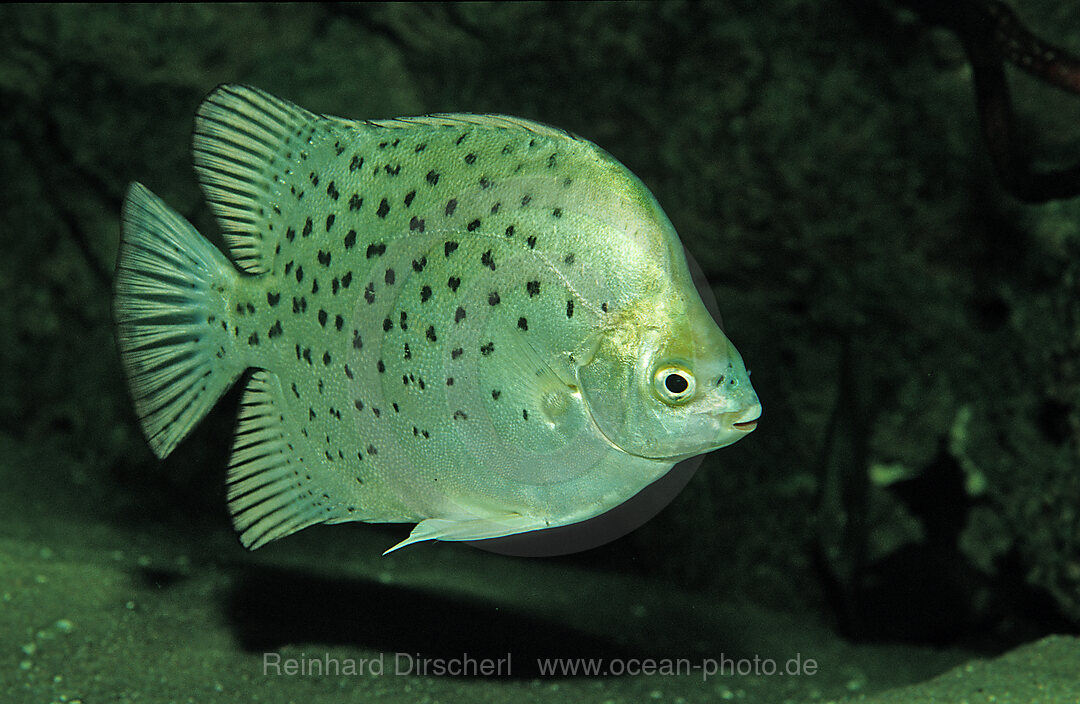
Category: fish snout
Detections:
[{"x1": 724, "y1": 403, "x2": 761, "y2": 434}]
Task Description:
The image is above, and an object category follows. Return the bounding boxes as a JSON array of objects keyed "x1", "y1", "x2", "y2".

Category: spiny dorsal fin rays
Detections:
[
  {"x1": 373, "y1": 113, "x2": 580, "y2": 143},
  {"x1": 192, "y1": 84, "x2": 580, "y2": 276},
  {"x1": 193, "y1": 84, "x2": 319, "y2": 274}
]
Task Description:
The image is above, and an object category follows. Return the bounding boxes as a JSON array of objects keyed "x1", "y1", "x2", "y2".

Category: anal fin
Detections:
[{"x1": 227, "y1": 370, "x2": 340, "y2": 549}]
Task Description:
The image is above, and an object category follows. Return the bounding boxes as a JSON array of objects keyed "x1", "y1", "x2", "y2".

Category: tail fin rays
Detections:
[{"x1": 114, "y1": 183, "x2": 244, "y2": 458}]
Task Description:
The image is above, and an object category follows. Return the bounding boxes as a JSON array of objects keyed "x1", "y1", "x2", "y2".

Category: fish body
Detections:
[{"x1": 114, "y1": 85, "x2": 760, "y2": 552}]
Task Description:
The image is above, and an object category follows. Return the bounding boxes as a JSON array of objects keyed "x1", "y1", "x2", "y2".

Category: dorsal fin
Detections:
[{"x1": 192, "y1": 84, "x2": 317, "y2": 274}]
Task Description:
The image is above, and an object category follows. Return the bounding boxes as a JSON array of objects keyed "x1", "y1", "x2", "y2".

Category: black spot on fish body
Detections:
[
  {"x1": 426, "y1": 170, "x2": 439, "y2": 185},
  {"x1": 480, "y1": 342, "x2": 494, "y2": 356},
  {"x1": 453, "y1": 410, "x2": 468, "y2": 420},
  {"x1": 567, "y1": 299, "x2": 575, "y2": 318},
  {"x1": 404, "y1": 190, "x2": 416, "y2": 207},
  {"x1": 295, "y1": 265, "x2": 304, "y2": 283},
  {"x1": 491, "y1": 202, "x2": 501, "y2": 215},
  {"x1": 481, "y1": 250, "x2": 495, "y2": 270},
  {"x1": 488, "y1": 291, "x2": 500, "y2": 306},
  {"x1": 349, "y1": 193, "x2": 363, "y2": 211},
  {"x1": 285, "y1": 227, "x2": 296, "y2": 242},
  {"x1": 341, "y1": 272, "x2": 353, "y2": 288},
  {"x1": 385, "y1": 268, "x2": 396, "y2": 286},
  {"x1": 420, "y1": 285, "x2": 432, "y2": 303},
  {"x1": 332, "y1": 277, "x2": 340, "y2": 295},
  {"x1": 479, "y1": 177, "x2": 491, "y2": 189},
  {"x1": 309, "y1": 171, "x2": 319, "y2": 187},
  {"x1": 467, "y1": 219, "x2": 481, "y2": 232},
  {"x1": 517, "y1": 317, "x2": 528, "y2": 331},
  {"x1": 451, "y1": 347, "x2": 463, "y2": 360},
  {"x1": 268, "y1": 320, "x2": 283, "y2": 338},
  {"x1": 377, "y1": 359, "x2": 385, "y2": 373},
  {"x1": 267, "y1": 292, "x2": 281, "y2": 307},
  {"x1": 426, "y1": 325, "x2": 437, "y2": 342},
  {"x1": 366, "y1": 242, "x2": 386, "y2": 258},
  {"x1": 445, "y1": 199, "x2": 458, "y2": 217},
  {"x1": 521, "y1": 194, "x2": 532, "y2": 207},
  {"x1": 335, "y1": 314, "x2": 344, "y2": 331},
  {"x1": 448, "y1": 276, "x2": 461, "y2": 292},
  {"x1": 318, "y1": 310, "x2": 328, "y2": 327},
  {"x1": 454, "y1": 306, "x2": 466, "y2": 323},
  {"x1": 248, "y1": 332, "x2": 259, "y2": 346},
  {"x1": 564, "y1": 253, "x2": 575, "y2": 264},
  {"x1": 325, "y1": 213, "x2": 336, "y2": 231},
  {"x1": 352, "y1": 330, "x2": 363, "y2": 349},
  {"x1": 400, "y1": 311, "x2": 408, "y2": 330},
  {"x1": 410, "y1": 216, "x2": 425, "y2": 232},
  {"x1": 311, "y1": 278, "x2": 319, "y2": 295},
  {"x1": 318, "y1": 250, "x2": 332, "y2": 266},
  {"x1": 444, "y1": 241, "x2": 459, "y2": 257},
  {"x1": 344, "y1": 364, "x2": 354, "y2": 380},
  {"x1": 327, "y1": 181, "x2": 340, "y2": 200},
  {"x1": 344, "y1": 230, "x2": 357, "y2": 249},
  {"x1": 383, "y1": 318, "x2": 393, "y2": 332},
  {"x1": 323, "y1": 351, "x2": 332, "y2": 365},
  {"x1": 302, "y1": 217, "x2": 313, "y2": 238},
  {"x1": 464, "y1": 153, "x2": 477, "y2": 165},
  {"x1": 349, "y1": 154, "x2": 364, "y2": 172},
  {"x1": 377, "y1": 198, "x2": 390, "y2": 218},
  {"x1": 526, "y1": 235, "x2": 537, "y2": 249},
  {"x1": 492, "y1": 390, "x2": 501, "y2": 400},
  {"x1": 412, "y1": 256, "x2": 427, "y2": 273},
  {"x1": 505, "y1": 225, "x2": 515, "y2": 237},
  {"x1": 526, "y1": 280, "x2": 540, "y2": 297},
  {"x1": 552, "y1": 207, "x2": 562, "y2": 218}
]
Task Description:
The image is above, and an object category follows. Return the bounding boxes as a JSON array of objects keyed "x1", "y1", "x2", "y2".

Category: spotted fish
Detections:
[{"x1": 114, "y1": 85, "x2": 761, "y2": 553}]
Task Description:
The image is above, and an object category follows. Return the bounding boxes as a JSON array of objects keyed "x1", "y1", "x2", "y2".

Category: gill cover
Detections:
[{"x1": 576, "y1": 283, "x2": 758, "y2": 461}]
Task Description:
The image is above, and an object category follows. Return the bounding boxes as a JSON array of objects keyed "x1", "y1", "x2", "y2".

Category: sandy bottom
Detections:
[{"x1": 2, "y1": 433, "x2": 1076, "y2": 704}]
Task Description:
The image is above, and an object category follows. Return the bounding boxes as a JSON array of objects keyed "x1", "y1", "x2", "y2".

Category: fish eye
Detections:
[{"x1": 653, "y1": 365, "x2": 696, "y2": 405}]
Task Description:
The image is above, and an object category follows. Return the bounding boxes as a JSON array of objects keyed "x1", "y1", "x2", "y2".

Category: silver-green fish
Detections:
[{"x1": 114, "y1": 85, "x2": 760, "y2": 553}]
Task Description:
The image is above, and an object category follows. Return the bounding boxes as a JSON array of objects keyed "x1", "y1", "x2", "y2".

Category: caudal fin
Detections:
[{"x1": 114, "y1": 183, "x2": 245, "y2": 458}]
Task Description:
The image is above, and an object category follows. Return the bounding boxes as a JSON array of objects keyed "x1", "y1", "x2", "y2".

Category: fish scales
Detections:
[{"x1": 114, "y1": 85, "x2": 760, "y2": 553}]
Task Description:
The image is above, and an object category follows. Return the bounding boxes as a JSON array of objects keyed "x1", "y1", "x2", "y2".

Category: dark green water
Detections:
[{"x1": 2, "y1": 3, "x2": 1079, "y2": 702}]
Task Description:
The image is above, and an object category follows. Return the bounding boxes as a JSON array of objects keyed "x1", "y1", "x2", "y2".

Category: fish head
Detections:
[{"x1": 575, "y1": 277, "x2": 760, "y2": 462}]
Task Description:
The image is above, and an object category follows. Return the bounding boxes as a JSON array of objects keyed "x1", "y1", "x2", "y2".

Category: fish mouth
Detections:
[{"x1": 729, "y1": 406, "x2": 761, "y2": 433}]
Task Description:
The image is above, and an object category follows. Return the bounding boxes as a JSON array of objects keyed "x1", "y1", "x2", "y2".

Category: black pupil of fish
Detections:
[{"x1": 665, "y1": 373, "x2": 689, "y2": 394}]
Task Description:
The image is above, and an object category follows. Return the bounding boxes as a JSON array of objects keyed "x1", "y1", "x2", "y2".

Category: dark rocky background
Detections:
[{"x1": 3, "y1": 0, "x2": 1079, "y2": 661}]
